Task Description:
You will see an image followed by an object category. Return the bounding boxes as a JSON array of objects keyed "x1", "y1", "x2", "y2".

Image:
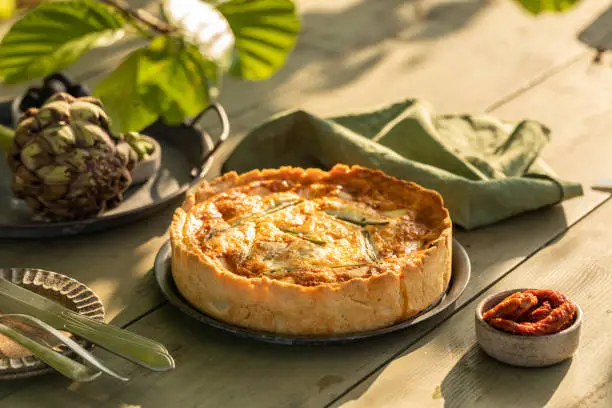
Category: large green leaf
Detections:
[
  {"x1": 93, "y1": 48, "x2": 158, "y2": 133},
  {"x1": 0, "y1": 0, "x2": 125, "y2": 84},
  {"x1": 94, "y1": 36, "x2": 217, "y2": 132},
  {"x1": 139, "y1": 37, "x2": 218, "y2": 125},
  {"x1": 163, "y1": 0, "x2": 299, "y2": 81},
  {"x1": 514, "y1": 0, "x2": 582, "y2": 14},
  {"x1": 219, "y1": 0, "x2": 299, "y2": 80}
]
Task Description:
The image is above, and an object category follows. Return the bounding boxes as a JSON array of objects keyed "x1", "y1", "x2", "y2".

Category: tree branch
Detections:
[{"x1": 100, "y1": 0, "x2": 174, "y2": 34}]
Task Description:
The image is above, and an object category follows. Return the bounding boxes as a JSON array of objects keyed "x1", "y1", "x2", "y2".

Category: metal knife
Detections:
[
  {"x1": 1, "y1": 314, "x2": 128, "y2": 381},
  {"x1": 0, "y1": 279, "x2": 175, "y2": 372},
  {"x1": 0, "y1": 321, "x2": 101, "y2": 382},
  {"x1": 592, "y1": 180, "x2": 612, "y2": 192}
]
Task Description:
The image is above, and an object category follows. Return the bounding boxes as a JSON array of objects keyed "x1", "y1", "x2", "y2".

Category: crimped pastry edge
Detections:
[{"x1": 170, "y1": 164, "x2": 452, "y2": 335}]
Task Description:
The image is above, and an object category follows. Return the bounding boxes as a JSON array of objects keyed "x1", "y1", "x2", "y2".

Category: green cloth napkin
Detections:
[{"x1": 223, "y1": 99, "x2": 582, "y2": 230}]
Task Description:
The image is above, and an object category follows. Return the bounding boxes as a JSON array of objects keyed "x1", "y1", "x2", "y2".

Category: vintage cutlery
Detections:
[
  {"x1": 0, "y1": 318, "x2": 100, "y2": 382},
  {"x1": 0, "y1": 314, "x2": 128, "y2": 381},
  {"x1": 0, "y1": 279, "x2": 175, "y2": 372}
]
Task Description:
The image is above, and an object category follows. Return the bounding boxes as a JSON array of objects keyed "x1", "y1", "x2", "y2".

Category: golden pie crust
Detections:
[{"x1": 170, "y1": 164, "x2": 452, "y2": 335}]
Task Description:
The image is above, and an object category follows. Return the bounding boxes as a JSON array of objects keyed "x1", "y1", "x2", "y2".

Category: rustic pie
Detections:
[{"x1": 170, "y1": 165, "x2": 452, "y2": 335}]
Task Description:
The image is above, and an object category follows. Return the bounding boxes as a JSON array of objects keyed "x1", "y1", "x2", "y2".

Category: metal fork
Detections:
[{"x1": 0, "y1": 314, "x2": 128, "y2": 382}]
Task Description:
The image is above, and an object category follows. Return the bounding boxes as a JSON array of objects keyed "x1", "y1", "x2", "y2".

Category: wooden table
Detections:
[{"x1": 1, "y1": 1, "x2": 611, "y2": 406}]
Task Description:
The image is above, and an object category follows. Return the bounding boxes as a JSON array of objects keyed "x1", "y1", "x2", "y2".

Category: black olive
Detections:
[
  {"x1": 45, "y1": 78, "x2": 67, "y2": 95},
  {"x1": 19, "y1": 87, "x2": 43, "y2": 111},
  {"x1": 39, "y1": 86, "x2": 57, "y2": 104},
  {"x1": 43, "y1": 72, "x2": 73, "y2": 89},
  {"x1": 67, "y1": 83, "x2": 91, "y2": 97}
]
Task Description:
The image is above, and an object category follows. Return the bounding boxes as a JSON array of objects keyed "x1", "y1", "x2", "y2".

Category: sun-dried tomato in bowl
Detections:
[{"x1": 482, "y1": 289, "x2": 577, "y2": 336}]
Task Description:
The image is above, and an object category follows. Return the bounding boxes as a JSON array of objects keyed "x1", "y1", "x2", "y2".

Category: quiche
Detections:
[{"x1": 170, "y1": 164, "x2": 452, "y2": 335}]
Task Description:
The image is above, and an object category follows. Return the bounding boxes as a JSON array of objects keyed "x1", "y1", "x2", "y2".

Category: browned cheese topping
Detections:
[{"x1": 183, "y1": 173, "x2": 448, "y2": 286}]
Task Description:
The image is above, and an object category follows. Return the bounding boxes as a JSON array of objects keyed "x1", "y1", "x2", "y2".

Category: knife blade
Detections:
[
  {"x1": 592, "y1": 180, "x2": 612, "y2": 192},
  {"x1": 0, "y1": 321, "x2": 101, "y2": 382},
  {"x1": 1, "y1": 314, "x2": 128, "y2": 381},
  {"x1": 0, "y1": 279, "x2": 175, "y2": 372}
]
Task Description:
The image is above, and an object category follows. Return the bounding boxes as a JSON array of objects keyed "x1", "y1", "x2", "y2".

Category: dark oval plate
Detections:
[
  {"x1": 0, "y1": 103, "x2": 229, "y2": 239},
  {"x1": 154, "y1": 239, "x2": 471, "y2": 345}
]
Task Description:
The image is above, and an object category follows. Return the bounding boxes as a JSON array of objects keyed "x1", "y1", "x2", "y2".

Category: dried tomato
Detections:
[{"x1": 482, "y1": 289, "x2": 576, "y2": 336}]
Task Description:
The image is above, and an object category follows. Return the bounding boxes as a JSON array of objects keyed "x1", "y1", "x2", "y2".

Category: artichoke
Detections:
[{"x1": 0, "y1": 93, "x2": 154, "y2": 221}]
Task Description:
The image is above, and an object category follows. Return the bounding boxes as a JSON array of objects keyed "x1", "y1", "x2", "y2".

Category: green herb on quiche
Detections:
[
  {"x1": 323, "y1": 208, "x2": 389, "y2": 227},
  {"x1": 279, "y1": 228, "x2": 327, "y2": 245},
  {"x1": 264, "y1": 263, "x2": 370, "y2": 276},
  {"x1": 328, "y1": 263, "x2": 369, "y2": 269},
  {"x1": 237, "y1": 225, "x2": 257, "y2": 264},
  {"x1": 232, "y1": 198, "x2": 303, "y2": 226},
  {"x1": 361, "y1": 230, "x2": 380, "y2": 262},
  {"x1": 206, "y1": 199, "x2": 303, "y2": 240}
]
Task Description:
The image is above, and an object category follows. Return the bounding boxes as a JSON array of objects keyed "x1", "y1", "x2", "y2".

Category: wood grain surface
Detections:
[
  {"x1": 0, "y1": 1, "x2": 611, "y2": 406},
  {"x1": 1, "y1": 0, "x2": 606, "y2": 337},
  {"x1": 333, "y1": 196, "x2": 612, "y2": 408}
]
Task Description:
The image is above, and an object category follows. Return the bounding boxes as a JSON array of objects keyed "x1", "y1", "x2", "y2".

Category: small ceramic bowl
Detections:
[
  {"x1": 130, "y1": 135, "x2": 162, "y2": 185},
  {"x1": 475, "y1": 288, "x2": 582, "y2": 368}
]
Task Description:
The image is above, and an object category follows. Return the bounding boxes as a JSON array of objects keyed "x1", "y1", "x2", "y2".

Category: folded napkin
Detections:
[{"x1": 222, "y1": 99, "x2": 582, "y2": 229}]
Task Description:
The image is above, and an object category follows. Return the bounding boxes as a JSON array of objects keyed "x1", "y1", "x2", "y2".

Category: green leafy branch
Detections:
[
  {"x1": 100, "y1": 0, "x2": 174, "y2": 34},
  {"x1": 0, "y1": 0, "x2": 583, "y2": 133},
  {"x1": 0, "y1": 0, "x2": 300, "y2": 132},
  {"x1": 514, "y1": 0, "x2": 582, "y2": 15}
]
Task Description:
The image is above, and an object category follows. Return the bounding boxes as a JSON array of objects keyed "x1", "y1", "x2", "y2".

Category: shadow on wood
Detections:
[
  {"x1": 440, "y1": 343, "x2": 571, "y2": 408},
  {"x1": 455, "y1": 204, "x2": 569, "y2": 280},
  {"x1": 402, "y1": 0, "x2": 488, "y2": 42},
  {"x1": 578, "y1": 5, "x2": 612, "y2": 63},
  {"x1": 217, "y1": 0, "x2": 492, "y2": 134}
]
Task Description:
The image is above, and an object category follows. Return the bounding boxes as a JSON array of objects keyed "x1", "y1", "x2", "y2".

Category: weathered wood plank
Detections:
[
  {"x1": 332, "y1": 202, "x2": 612, "y2": 408},
  {"x1": 0, "y1": 205, "x2": 171, "y2": 326},
  {"x1": 1, "y1": 0, "x2": 611, "y2": 405},
  {"x1": 1, "y1": 0, "x2": 607, "y2": 333},
  {"x1": 2, "y1": 52, "x2": 612, "y2": 407},
  {"x1": 2, "y1": 0, "x2": 608, "y2": 124},
  {"x1": 219, "y1": 0, "x2": 611, "y2": 125}
]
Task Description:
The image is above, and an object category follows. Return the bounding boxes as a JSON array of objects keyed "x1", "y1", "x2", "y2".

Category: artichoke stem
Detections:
[
  {"x1": 0, "y1": 124, "x2": 15, "y2": 152},
  {"x1": 133, "y1": 139, "x2": 154, "y2": 160}
]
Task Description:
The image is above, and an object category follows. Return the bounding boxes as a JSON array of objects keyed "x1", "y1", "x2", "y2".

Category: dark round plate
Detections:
[
  {"x1": 154, "y1": 239, "x2": 471, "y2": 345},
  {"x1": 0, "y1": 103, "x2": 229, "y2": 239}
]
